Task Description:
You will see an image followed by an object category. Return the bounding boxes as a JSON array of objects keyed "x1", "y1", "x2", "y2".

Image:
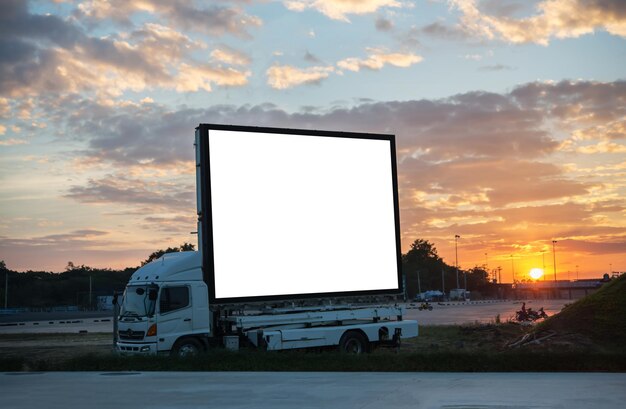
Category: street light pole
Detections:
[
  {"x1": 417, "y1": 269, "x2": 421, "y2": 296},
  {"x1": 552, "y1": 240, "x2": 558, "y2": 282},
  {"x1": 441, "y1": 268, "x2": 445, "y2": 295},
  {"x1": 510, "y1": 255, "x2": 515, "y2": 283},
  {"x1": 4, "y1": 272, "x2": 7, "y2": 309},
  {"x1": 484, "y1": 252, "x2": 489, "y2": 280},
  {"x1": 455, "y1": 235, "x2": 460, "y2": 289}
]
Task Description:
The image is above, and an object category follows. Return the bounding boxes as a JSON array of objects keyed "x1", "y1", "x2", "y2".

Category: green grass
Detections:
[
  {"x1": 536, "y1": 274, "x2": 626, "y2": 345},
  {"x1": 3, "y1": 349, "x2": 625, "y2": 372},
  {"x1": 3, "y1": 287, "x2": 626, "y2": 374}
]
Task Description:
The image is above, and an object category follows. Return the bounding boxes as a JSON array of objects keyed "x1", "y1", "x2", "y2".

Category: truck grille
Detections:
[{"x1": 118, "y1": 329, "x2": 145, "y2": 340}]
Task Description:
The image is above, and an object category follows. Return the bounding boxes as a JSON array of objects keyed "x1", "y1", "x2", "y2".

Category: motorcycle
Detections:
[
  {"x1": 516, "y1": 307, "x2": 548, "y2": 322},
  {"x1": 418, "y1": 302, "x2": 433, "y2": 311}
]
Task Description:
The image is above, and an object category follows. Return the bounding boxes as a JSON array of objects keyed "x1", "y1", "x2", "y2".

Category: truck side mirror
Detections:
[{"x1": 148, "y1": 289, "x2": 158, "y2": 301}]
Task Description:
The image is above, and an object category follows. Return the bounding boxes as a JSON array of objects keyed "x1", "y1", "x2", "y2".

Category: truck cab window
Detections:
[{"x1": 159, "y1": 286, "x2": 189, "y2": 314}]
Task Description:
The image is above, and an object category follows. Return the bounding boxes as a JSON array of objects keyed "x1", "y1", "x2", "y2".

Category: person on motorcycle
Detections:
[{"x1": 517, "y1": 302, "x2": 529, "y2": 321}]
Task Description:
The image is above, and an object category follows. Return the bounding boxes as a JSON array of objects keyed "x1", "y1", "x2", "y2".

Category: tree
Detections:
[
  {"x1": 142, "y1": 242, "x2": 196, "y2": 266},
  {"x1": 402, "y1": 239, "x2": 449, "y2": 298}
]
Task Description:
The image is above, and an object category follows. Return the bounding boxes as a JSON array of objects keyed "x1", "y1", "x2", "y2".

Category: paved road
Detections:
[
  {"x1": 404, "y1": 299, "x2": 570, "y2": 325},
  {"x1": 0, "y1": 300, "x2": 570, "y2": 334},
  {"x1": 0, "y1": 311, "x2": 113, "y2": 323},
  {"x1": 2, "y1": 372, "x2": 624, "y2": 409}
]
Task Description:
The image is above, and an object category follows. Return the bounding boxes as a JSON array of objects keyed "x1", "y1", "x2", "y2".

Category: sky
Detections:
[{"x1": 0, "y1": 0, "x2": 625, "y2": 282}]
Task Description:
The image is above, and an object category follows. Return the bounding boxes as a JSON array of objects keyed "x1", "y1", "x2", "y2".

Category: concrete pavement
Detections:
[{"x1": 2, "y1": 372, "x2": 625, "y2": 409}]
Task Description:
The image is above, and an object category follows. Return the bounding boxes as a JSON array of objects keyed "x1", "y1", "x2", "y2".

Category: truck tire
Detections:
[
  {"x1": 172, "y1": 337, "x2": 202, "y2": 357},
  {"x1": 339, "y1": 331, "x2": 369, "y2": 354}
]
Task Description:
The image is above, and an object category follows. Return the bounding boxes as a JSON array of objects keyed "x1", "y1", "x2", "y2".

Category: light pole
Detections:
[
  {"x1": 417, "y1": 269, "x2": 422, "y2": 296},
  {"x1": 510, "y1": 255, "x2": 515, "y2": 283},
  {"x1": 3, "y1": 272, "x2": 7, "y2": 309},
  {"x1": 484, "y1": 252, "x2": 489, "y2": 280},
  {"x1": 441, "y1": 268, "x2": 445, "y2": 295},
  {"x1": 455, "y1": 235, "x2": 460, "y2": 289},
  {"x1": 542, "y1": 252, "x2": 546, "y2": 281},
  {"x1": 552, "y1": 240, "x2": 557, "y2": 282},
  {"x1": 576, "y1": 265, "x2": 579, "y2": 281}
]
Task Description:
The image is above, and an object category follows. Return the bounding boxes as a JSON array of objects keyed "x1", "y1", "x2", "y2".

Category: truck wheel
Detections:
[
  {"x1": 172, "y1": 338, "x2": 202, "y2": 357},
  {"x1": 339, "y1": 331, "x2": 369, "y2": 354}
]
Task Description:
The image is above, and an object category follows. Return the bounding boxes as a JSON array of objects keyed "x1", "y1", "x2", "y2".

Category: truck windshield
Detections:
[{"x1": 120, "y1": 285, "x2": 158, "y2": 318}]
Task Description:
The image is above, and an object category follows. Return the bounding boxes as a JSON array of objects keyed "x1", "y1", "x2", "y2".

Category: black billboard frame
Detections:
[{"x1": 196, "y1": 123, "x2": 404, "y2": 305}]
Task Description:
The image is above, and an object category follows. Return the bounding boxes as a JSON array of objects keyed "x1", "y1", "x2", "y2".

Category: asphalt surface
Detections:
[
  {"x1": 0, "y1": 310, "x2": 113, "y2": 323},
  {"x1": 2, "y1": 372, "x2": 624, "y2": 409},
  {"x1": 0, "y1": 300, "x2": 570, "y2": 334},
  {"x1": 403, "y1": 299, "x2": 570, "y2": 325}
]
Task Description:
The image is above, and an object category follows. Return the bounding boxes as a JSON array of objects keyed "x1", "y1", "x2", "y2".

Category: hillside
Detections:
[{"x1": 536, "y1": 274, "x2": 626, "y2": 347}]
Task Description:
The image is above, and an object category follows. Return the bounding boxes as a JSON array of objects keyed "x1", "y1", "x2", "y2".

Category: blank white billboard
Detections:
[{"x1": 206, "y1": 127, "x2": 400, "y2": 301}]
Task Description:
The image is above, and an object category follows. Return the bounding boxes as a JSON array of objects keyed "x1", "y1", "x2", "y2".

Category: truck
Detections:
[{"x1": 115, "y1": 124, "x2": 418, "y2": 355}]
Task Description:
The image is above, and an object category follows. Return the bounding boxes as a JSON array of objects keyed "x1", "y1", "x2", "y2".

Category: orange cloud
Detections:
[
  {"x1": 283, "y1": 0, "x2": 402, "y2": 22},
  {"x1": 266, "y1": 65, "x2": 335, "y2": 89},
  {"x1": 337, "y1": 49, "x2": 423, "y2": 71},
  {"x1": 451, "y1": 0, "x2": 626, "y2": 45}
]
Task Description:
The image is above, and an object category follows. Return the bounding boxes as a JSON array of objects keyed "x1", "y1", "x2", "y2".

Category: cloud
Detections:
[
  {"x1": 337, "y1": 49, "x2": 423, "y2": 72},
  {"x1": 66, "y1": 174, "x2": 194, "y2": 211},
  {"x1": 75, "y1": 0, "x2": 262, "y2": 38},
  {"x1": 266, "y1": 65, "x2": 335, "y2": 89},
  {"x1": 304, "y1": 51, "x2": 322, "y2": 64},
  {"x1": 375, "y1": 16, "x2": 394, "y2": 31},
  {"x1": 10, "y1": 78, "x2": 623, "y2": 270},
  {"x1": 176, "y1": 63, "x2": 250, "y2": 92},
  {"x1": 210, "y1": 46, "x2": 251, "y2": 66},
  {"x1": 0, "y1": 229, "x2": 150, "y2": 271},
  {"x1": 0, "y1": 138, "x2": 28, "y2": 146},
  {"x1": 479, "y1": 64, "x2": 515, "y2": 71},
  {"x1": 451, "y1": 0, "x2": 626, "y2": 45},
  {"x1": 0, "y1": 1, "x2": 250, "y2": 98},
  {"x1": 266, "y1": 48, "x2": 422, "y2": 89},
  {"x1": 577, "y1": 141, "x2": 626, "y2": 154},
  {"x1": 43, "y1": 80, "x2": 622, "y2": 173},
  {"x1": 420, "y1": 21, "x2": 467, "y2": 40},
  {"x1": 572, "y1": 120, "x2": 626, "y2": 141},
  {"x1": 283, "y1": 0, "x2": 402, "y2": 21}
]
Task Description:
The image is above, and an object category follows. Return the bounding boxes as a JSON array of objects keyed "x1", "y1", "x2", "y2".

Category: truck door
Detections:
[{"x1": 158, "y1": 285, "x2": 193, "y2": 345}]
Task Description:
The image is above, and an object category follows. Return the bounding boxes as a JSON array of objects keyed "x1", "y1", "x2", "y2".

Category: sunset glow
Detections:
[
  {"x1": 0, "y1": 1, "x2": 624, "y2": 277},
  {"x1": 529, "y1": 268, "x2": 545, "y2": 281}
]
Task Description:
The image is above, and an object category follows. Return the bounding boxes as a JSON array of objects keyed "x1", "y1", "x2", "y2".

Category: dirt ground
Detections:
[
  {"x1": 0, "y1": 324, "x2": 527, "y2": 362},
  {"x1": 0, "y1": 333, "x2": 113, "y2": 363}
]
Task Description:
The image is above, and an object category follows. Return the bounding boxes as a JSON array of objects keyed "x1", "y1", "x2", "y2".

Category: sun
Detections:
[{"x1": 529, "y1": 268, "x2": 544, "y2": 280}]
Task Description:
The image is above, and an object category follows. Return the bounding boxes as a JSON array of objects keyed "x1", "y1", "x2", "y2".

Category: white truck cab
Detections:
[{"x1": 117, "y1": 251, "x2": 210, "y2": 354}]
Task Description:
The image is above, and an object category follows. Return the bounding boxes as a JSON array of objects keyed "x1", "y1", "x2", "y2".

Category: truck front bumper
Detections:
[{"x1": 116, "y1": 341, "x2": 157, "y2": 355}]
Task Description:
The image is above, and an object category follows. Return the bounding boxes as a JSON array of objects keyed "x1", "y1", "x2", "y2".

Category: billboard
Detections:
[{"x1": 196, "y1": 124, "x2": 402, "y2": 304}]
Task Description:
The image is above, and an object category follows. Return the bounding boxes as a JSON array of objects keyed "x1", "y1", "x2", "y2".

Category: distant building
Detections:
[
  {"x1": 97, "y1": 295, "x2": 115, "y2": 311},
  {"x1": 449, "y1": 288, "x2": 470, "y2": 301},
  {"x1": 513, "y1": 278, "x2": 606, "y2": 300}
]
